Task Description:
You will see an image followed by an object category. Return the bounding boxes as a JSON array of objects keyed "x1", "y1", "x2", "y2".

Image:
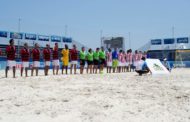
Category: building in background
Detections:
[
  {"x1": 138, "y1": 37, "x2": 190, "y2": 67},
  {"x1": 101, "y1": 37, "x2": 125, "y2": 51}
]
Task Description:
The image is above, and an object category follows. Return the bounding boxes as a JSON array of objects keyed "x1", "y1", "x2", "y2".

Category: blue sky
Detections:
[{"x1": 0, "y1": 0, "x2": 190, "y2": 50}]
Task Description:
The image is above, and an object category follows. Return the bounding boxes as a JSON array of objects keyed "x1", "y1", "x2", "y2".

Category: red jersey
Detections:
[
  {"x1": 43, "y1": 48, "x2": 51, "y2": 61},
  {"x1": 6, "y1": 45, "x2": 16, "y2": 60},
  {"x1": 52, "y1": 48, "x2": 59, "y2": 60},
  {"x1": 20, "y1": 48, "x2": 30, "y2": 61},
  {"x1": 32, "y1": 48, "x2": 40, "y2": 61},
  {"x1": 70, "y1": 49, "x2": 78, "y2": 61}
]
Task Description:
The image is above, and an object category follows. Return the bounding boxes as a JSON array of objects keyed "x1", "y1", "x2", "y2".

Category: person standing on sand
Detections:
[
  {"x1": 126, "y1": 49, "x2": 133, "y2": 72},
  {"x1": 79, "y1": 47, "x2": 86, "y2": 74},
  {"x1": 70, "y1": 44, "x2": 78, "y2": 74},
  {"x1": 61, "y1": 44, "x2": 69, "y2": 75},
  {"x1": 112, "y1": 48, "x2": 118, "y2": 73},
  {"x1": 106, "y1": 48, "x2": 112, "y2": 73},
  {"x1": 5, "y1": 39, "x2": 16, "y2": 78},
  {"x1": 20, "y1": 43, "x2": 30, "y2": 77},
  {"x1": 43, "y1": 44, "x2": 51, "y2": 76},
  {"x1": 52, "y1": 43, "x2": 59, "y2": 75},
  {"x1": 121, "y1": 51, "x2": 126, "y2": 72},
  {"x1": 118, "y1": 50, "x2": 123, "y2": 73},
  {"x1": 86, "y1": 48, "x2": 94, "y2": 74},
  {"x1": 31, "y1": 43, "x2": 40, "y2": 76},
  {"x1": 133, "y1": 50, "x2": 139, "y2": 70},
  {"x1": 99, "y1": 47, "x2": 106, "y2": 74},
  {"x1": 93, "y1": 48, "x2": 100, "y2": 74}
]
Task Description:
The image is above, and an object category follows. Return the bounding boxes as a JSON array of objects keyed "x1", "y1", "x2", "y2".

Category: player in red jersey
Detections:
[
  {"x1": 31, "y1": 43, "x2": 40, "y2": 76},
  {"x1": 5, "y1": 39, "x2": 16, "y2": 78},
  {"x1": 43, "y1": 44, "x2": 51, "y2": 76},
  {"x1": 52, "y1": 43, "x2": 59, "y2": 75},
  {"x1": 69, "y1": 44, "x2": 78, "y2": 74},
  {"x1": 20, "y1": 43, "x2": 30, "y2": 77}
]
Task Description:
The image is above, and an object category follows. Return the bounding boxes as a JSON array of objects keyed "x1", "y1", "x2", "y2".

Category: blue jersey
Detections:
[{"x1": 112, "y1": 51, "x2": 118, "y2": 59}]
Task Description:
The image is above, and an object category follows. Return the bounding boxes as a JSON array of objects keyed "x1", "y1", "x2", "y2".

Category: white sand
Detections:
[{"x1": 0, "y1": 68, "x2": 190, "y2": 122}]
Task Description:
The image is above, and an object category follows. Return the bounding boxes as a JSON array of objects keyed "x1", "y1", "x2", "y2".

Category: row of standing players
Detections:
[{"x1": 5, "y1": 39, "x2": 146, "y2": 78}]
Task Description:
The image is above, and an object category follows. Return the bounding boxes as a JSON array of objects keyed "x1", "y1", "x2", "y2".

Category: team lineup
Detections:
[{"x1": 5, "y1": 39, "x2": 148, "y2": 78}]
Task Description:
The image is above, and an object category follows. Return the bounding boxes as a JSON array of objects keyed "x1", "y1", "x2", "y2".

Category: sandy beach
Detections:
[{"x1": 0, "y1": 68, "x2": 190, "y2": 122}]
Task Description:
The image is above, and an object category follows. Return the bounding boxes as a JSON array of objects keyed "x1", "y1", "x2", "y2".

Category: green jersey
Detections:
[
  {"x1": 93, "y1": 51, "x2": 99, "y2": 60},
  {"x1": 87, "y1": 52, "x2": 93, "y2": 61},
  {"x1": 99, "y1": 50, "x2": 106, "y2": 59},
  {"x1": 79, "y1": 51, "x2": 86, "y2": 60}
]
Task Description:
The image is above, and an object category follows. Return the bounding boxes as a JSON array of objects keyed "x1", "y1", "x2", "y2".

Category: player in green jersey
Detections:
[
  {"x1": 86, "y1": 48, "x2": 94, "y2": 74},
  {"x1": 99, "y1": 47, "x2": 106, "y2": 73},
  {"x1": 93, "y1": 48, "x2": 100, "y2": 74},
  {"x1": 79, "y1": 47, "x2": 86, "y2": 74}
]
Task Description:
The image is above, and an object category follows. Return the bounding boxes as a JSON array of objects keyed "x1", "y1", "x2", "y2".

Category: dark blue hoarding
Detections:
[
  {"x1": 164, "y1": 38, "x2": 175, "y2": 44},
  {"x1": 63, "y1": 37, "x2": 72, "y2": 43},
  {"x1": 0, "y1": 31, "x2": 8, "y2": 38},
  {"x1": 10, "y1": 32, "x2": 23, "y2": 39},
  {"x1": 38, "y1": 35, "x2": 49, "y2": 41},
  {"x1": 177, "y1": 37, "x2": 188, "y2": 43},
  {"x1": 151, "y1": 39, "x2": 162, "y2": 45},
  {"x1": 25, "y1": 33, "x2": 37, "y2": 40},
  {"x1": 51, "y1": 36, "x2": 61, "y2": 42}
]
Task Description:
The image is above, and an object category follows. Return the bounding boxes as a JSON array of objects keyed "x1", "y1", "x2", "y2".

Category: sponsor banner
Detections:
[
  {"x1": 177, "y1": 37, "x2": 188, "y2": 43},
  {"x1": 10, "y1": 32, "x2": 23, "y2": 39},
  {"x1": 51, "y1": 36, "x2": 61, "y2": 42},
  {"x1": 146, "y1": 59, "x2": 170, "y2": 75},
  {"x1": 25, "y1": 33, "x2": 37, "y2": 40},
  {"x1": 164, "y1": 38, "x2": 175, "y2": 44},
  {"x1": 151, "y1": 39, "x2": 162, "y2": 45},
  {"x1": 38, "y1": 35, "x2": 49, "y2": 41},
  {"x1": 0, "y1": 31, "x2": 8, "y2": 38},
  {"x1": 62, "y1": 37, "x2": 72, "y2": 43}
]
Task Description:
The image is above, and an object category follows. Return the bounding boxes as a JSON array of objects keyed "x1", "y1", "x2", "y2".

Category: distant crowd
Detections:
[{"x1": 5, "y1": 39, "x2": 149, "y2": 78}]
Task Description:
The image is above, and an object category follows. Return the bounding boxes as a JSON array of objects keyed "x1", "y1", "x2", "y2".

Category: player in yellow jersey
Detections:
[{"x1": 61, "y1": 44, "x2": 69, "y2": 74}]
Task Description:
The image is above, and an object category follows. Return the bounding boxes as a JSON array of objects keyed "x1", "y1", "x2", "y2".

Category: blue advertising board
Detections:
[
  {"x1": 10, "y1": 32, "x2": 23, "y2": 39},
  {"x1": 151, "y1": 39, "x2": 162, "y2": 45},
  {"x1": 0, "y1": 31, "x2": 8, "y2": 38},
  {"x1": 177, "y1": 37, "x2": 188, "y2": 43},
  {"x1": 63, "y1": 37, "x2": 72, "y2": 43},
  {"x1": 38, "y1": 35, "x2": 49, "y2": 41},
  {"x1": 164, "y1": 38, "x2": 175, "y2": 44},
  {"x1": 25, "y1": 33, "x2": 37, "y2": 40},
  {"x1": 51, "y1": 36, "x2": 61, "y2": 42}
]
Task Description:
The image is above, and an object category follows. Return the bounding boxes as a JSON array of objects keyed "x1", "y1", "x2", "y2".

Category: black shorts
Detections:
[
  {"x1": 87, "y1": 60, "x2": 93, "y2": 65},
  {"x1": 93, "y1": 59, "x2": 99, "y2": 65},
  {"x1": 100, "y1": 59, "x2": 105, "y2": 65},
  {"x1": 80, "y1": 59, "x2": 85, "y2": 66}
]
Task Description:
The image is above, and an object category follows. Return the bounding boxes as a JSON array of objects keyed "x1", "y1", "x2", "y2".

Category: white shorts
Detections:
[
  {"x1": 126, "y1": 62, "x2": 129, "y2": 66},
  {"x1": 45, "y1": 61, "x2": 50, "y2": 66},
  {"x1": 33, "y1": 61, "x2": 40, "y2": 67},
  {"x1": 22, "y1": 62, "x2": 29, "y2": 68},
  {"x1": 7, "y1": 60, "x2": 16, "y2": 68},
  {"x1": 53, "y1": 60, "x2": 60, "y2": 66},
  {"x1": 118, "y1": 61, "x2": 123, "y2": 66},
  {"x1": 70, "y1": 61, "x2": 78, "y2": 65},
  {"x1": 133, "y1": 61, "x2": 138, "y2": 67},
  {"x1": 107, "y1": 62, "x2": 112, "y2": 67}
]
